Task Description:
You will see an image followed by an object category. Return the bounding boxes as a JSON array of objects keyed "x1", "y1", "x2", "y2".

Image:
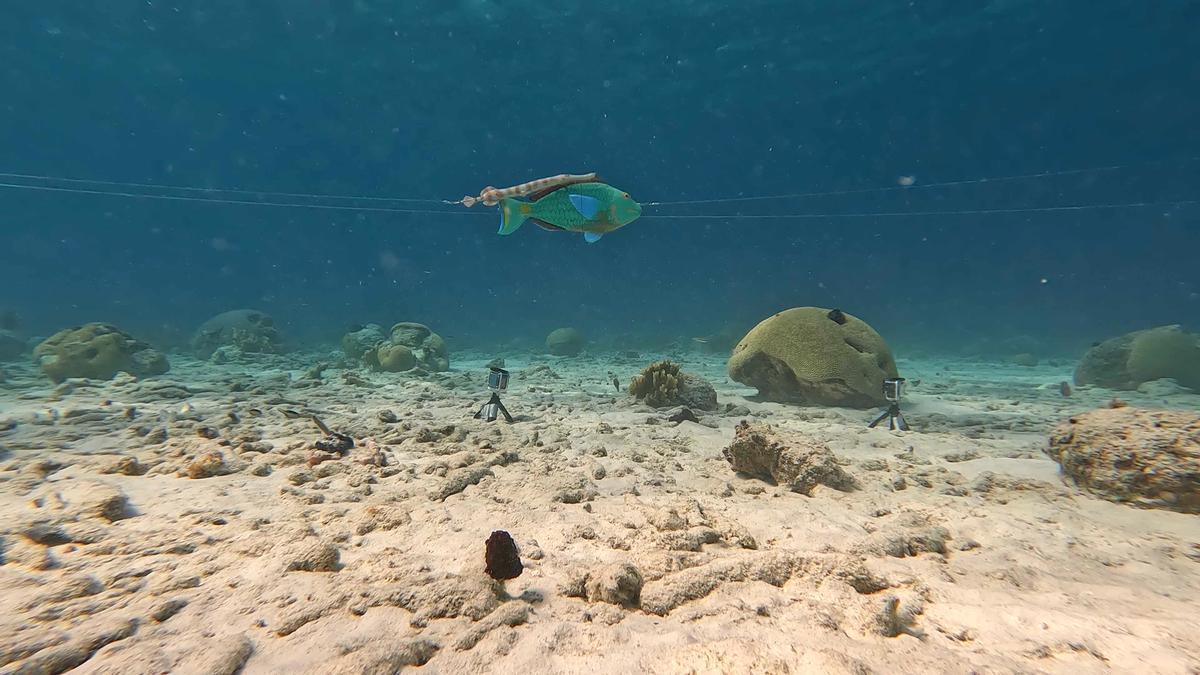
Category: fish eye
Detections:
[{"x1": 622, "y1": 192, "x2": 630, "y2": 199}]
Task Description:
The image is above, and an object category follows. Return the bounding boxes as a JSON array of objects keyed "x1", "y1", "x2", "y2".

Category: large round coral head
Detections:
[{"x1": 727, "y1": 307, "x2": 898, "y2": 408}]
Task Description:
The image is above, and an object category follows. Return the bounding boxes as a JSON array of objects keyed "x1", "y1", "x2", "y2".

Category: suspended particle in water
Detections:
[{"x1": 897, "y1": 175, "x2": 916, "y2": 186}]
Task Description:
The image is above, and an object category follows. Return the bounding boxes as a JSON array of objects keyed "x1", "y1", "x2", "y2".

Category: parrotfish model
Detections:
[{"x1": 458, "y1": 173, "x2": 643, "y2": 243}]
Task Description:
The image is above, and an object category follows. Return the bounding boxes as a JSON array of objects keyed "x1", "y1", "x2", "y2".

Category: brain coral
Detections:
[
  {"x1": 34, "y1": 323, "x2": 169, "y2": 383},
  {"x1": 376, "y1": 343, "x2": 416, "y2": 372},
  {"x1": 727, "y1": 307, "x2": 898, "y2": 408},
  {"x1": 546, "y1": 327, "x2": 585, "y2": 356},
  {"x1": 1075, "y1": 325, "x2": 1200, "y2": 391}
]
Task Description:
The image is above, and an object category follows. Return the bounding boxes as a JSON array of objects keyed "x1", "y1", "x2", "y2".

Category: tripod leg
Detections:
[
  {"x1": 868, "y1": 410, "x2": 890, "y2": 428},
  {"x1": 894, "y1": 414, "x2": 909, "y2": 432},
  {"x1": 495, "y1": 398, "x2": 514, "y2": 423}
]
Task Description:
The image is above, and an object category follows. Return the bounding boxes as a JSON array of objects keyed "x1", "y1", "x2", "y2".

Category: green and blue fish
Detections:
[{"x1": 497, "y1": 181, "x2": 643, "y2": 243}]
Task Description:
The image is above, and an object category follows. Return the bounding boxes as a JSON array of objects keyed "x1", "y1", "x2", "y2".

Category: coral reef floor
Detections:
[{"x1": 1, "y1": 351, "x2": 1198, "y2": 674}]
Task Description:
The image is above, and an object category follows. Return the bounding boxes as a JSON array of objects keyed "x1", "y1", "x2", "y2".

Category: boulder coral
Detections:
[
  {"x1": 376, "y1": 343, "x2": 416, "y2": 372},
  {"x1": 343, "y1": 322, "x2": 449, "y2": 372},
  {"x1": 341, "y1": 324, "x2": 387, "y2": 361},
  {"x1": 546, "y1": 327, "x2": 585, "y2": 356},
  {"x1": 728, "y1": 307, "x2": 898, "y2": 407},
  {"x1": 192, "y1": 309, "x2": 282, "y2": 358},
  {"x1": 1074, "y1": 325, "x2": 1200, "y2": 391},
  {"x1": 34, "y1": 323, "x2": 169, "y2": 383},
  {"x1": 1047, "y1": 407, "x2": 1200, "y2": 513},
  {"x1": 387, "y1": 322, "x2": 449, "y2": 371}
]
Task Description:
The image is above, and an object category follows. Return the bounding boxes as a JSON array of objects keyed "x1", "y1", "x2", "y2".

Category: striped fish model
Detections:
[{"x1": 461, "y1": 173, "x2": 643, "y2": 243}]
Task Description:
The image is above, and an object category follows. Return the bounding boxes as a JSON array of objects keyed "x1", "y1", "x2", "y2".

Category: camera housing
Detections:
[
  {"x1": 487, "y1": 367, "x2": 509, "y2": 392},
  {"x1": 882, "y1": 377, "x2": 905, "y2": 402}
]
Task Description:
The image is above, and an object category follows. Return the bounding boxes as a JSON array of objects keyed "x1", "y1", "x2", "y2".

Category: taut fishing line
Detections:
[{"x1": 0, "y1": 156, "x2": 1197, "y2": 220}]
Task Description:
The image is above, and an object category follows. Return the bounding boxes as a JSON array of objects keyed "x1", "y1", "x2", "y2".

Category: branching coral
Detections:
[{"x1": 628, "y1": 360, "x2": 682, "y2": 407}]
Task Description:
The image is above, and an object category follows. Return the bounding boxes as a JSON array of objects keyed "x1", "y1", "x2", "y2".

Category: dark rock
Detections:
[
  {"x1": 485, "y1": 530, "x2": 523, "y2": 581},
  {"x1": 666, "y1": 407, "x2": 700, "y2": 424}
]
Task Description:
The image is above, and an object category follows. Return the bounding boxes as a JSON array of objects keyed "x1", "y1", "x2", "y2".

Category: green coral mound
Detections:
[
  {"x1": 546, "y1": 327, "x2": 585, "y2": 356},
  {"x1": 344, "y1": 322, "x2": 449, "y2": 372},
  {"x1": 376, "y1": 343, "x2": 416, "y2": 372},
  {"x1": 727, "y1": 307, "x2": 898, "y2": 408},
  {"x1": 388, "y1": 322, "x2": 449, "y2": 371},
  {"x1": 34, "y1": 323, "x2": 169, "y2": 383},
  {"x1": 629, "y1": 360, "x2": 682, "y2": 407},
  {"x1": 1075, "y1": 325, "x2": 1200, "y2": 390}
]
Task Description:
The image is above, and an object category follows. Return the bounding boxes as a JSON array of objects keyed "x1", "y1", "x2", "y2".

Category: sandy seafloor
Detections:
[{"x1": 1, "y1": 348, "x2": 1199, "y2": 675}]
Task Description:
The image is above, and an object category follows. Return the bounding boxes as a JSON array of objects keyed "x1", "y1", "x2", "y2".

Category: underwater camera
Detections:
[
  {"x1": 487, "y1": 367, "x2": 509, "y2": 392},
  {"x1": 882, "y1": 377, "x2": 905, "y2": 403},
  {"x1": 869, "y1": 377, "x2": 909, "y2": 431},
  {"x1": 475, "y1": 367, "x2": 513, "y2": 423}
]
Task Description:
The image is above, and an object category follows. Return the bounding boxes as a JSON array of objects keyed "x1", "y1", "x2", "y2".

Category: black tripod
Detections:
[
  {"x1": 868, "y1": 402, "x2": 909, "y2": 431},
  {"x1": 474, "y1": 392, "x2": 513, "y2": 423}
]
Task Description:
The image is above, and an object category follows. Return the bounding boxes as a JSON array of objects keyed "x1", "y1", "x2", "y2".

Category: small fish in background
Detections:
[
  {"x1": 691, "y1": 337, "x2": 708, "y2": 344},
  {"x1": 897, "y1": 175, "x2": 916, "y2": 186},
  {"x1": 606, "y1": 371, "x2": 620, "y2": 391}
]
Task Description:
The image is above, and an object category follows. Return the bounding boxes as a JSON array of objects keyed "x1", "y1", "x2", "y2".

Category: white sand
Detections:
[{"x1": 1, "y1": 349, "x2": 1198, "y2": 674}]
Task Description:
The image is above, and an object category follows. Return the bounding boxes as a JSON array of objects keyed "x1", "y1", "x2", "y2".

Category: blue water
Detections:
[{"x1": 2, "y1": 2, "x2": 1198, "y2": 357}]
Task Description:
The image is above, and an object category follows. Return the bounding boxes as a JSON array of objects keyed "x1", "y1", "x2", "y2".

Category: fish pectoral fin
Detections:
[
  {"x1": 584, "y1": 231, "x2": 603, "y2": 244},
  {"x1": 531, "y1": 218, "x2": 565, "y2": 231},
  {"x1": 569, "y1": 194, "x2": 601, "y2": 219}
]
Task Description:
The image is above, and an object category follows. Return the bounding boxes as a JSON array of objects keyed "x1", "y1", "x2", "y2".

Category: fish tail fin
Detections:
[{"x1": 497, "y1": 198, "x2": 529, "y2": 235}]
